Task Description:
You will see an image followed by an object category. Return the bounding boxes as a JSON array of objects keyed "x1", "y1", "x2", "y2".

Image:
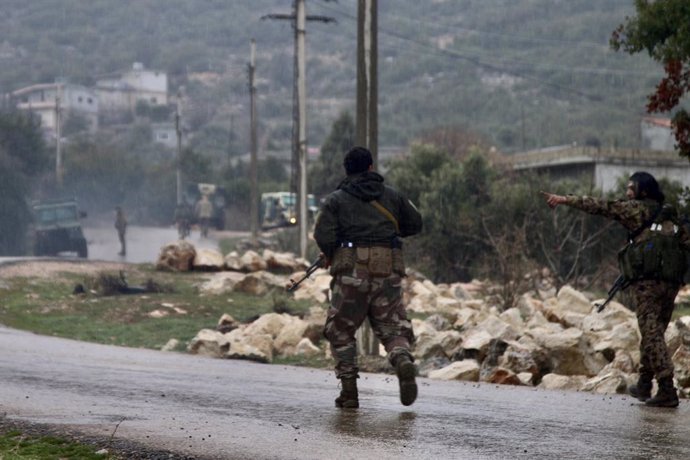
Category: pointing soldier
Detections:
[{"x1": 542, "y1": 172, "x2": 689, "y2": 407}]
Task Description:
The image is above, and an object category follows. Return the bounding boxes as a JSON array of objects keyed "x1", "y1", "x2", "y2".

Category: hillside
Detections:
[{"x1": 0, "y1": 0, "x2": 661, "y2": 154}]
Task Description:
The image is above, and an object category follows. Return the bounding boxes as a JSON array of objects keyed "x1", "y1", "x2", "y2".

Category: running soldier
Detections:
[{"x1": 314, "y1": 146, "x2": 423, "y2": 408}]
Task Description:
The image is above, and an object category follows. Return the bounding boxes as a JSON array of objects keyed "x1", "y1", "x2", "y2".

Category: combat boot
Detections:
[
  {"x1": 395, "y1": 355, "x2": 418, "y2": 406},
  {"x1": 628, "y1": 374, "x2": 653, "y2": 401},
  {"x1": 645, "y1": 377, "x2": 679, "y2": 408},
  {"x1": 335, "y1": 377, "x2": 359, "y2": 409}
]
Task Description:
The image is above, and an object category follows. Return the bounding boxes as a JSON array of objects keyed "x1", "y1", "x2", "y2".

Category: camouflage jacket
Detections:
[
  {"x1": 563, "y1": 195, "x2": 690, "y2": 249},
  {"x1": 314, "y1": 171, "x2": 422, "y2": 259}
]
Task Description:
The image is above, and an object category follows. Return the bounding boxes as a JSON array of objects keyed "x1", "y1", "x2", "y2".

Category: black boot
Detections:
[
  {"x1": 395, "y1": 355, "x2": 417, "y2": 407},
  {"x1": 335, "y1": 377, "x2": 359, "y2": 409},
  {"x1": 628, "y1": 374, "x2": 653, "y2": 401},
  {"x1": 645, "y1": 377, "x2": 679, "y2": 408}
]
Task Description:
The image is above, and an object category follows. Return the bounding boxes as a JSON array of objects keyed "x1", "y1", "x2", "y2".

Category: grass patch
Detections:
[
  {"x1": 0, "y1": 430, "x2": 105, "y2": 459},
  {"x1": 0, "y1": 267, "x2": 313, "y2": 350},
  {"x1": 674, "y1": 303, "x2": 690, "y2": 320}
]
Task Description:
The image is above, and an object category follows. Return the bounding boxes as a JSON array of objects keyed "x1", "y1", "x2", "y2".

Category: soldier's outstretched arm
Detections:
[{"x1": 540, "y1": 191, "x2": 566, "y2": 209}]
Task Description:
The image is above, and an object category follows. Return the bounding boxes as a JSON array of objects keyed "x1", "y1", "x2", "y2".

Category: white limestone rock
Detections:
[{"x1": 428, "y1": 360, "x2": 480, "y2": 381}]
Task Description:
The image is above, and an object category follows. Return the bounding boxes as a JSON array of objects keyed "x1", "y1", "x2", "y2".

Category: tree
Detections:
[
  {"x1": 611, "y1": 0, "x2": 690, "y2": 158},
  {"x1": 387, "y1": 144, "x2": 490, "y2": 282},
  {"x1": 309, "y1": 112, "x2": 355, "y2": 198},
  {"x1": 0, "y1": 110, "x2": 49, "y2": 255}
]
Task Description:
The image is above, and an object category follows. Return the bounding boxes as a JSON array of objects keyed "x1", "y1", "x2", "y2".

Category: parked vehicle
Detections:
[
  {"x1": 29, "y1": 199, "x2": 88, "y2": 258},
  {"x1": 260, "y1": 192, "x2": 318, "y2": 230}
]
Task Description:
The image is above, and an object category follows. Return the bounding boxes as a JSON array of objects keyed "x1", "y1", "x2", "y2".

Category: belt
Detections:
[{"x1": 339, "y1": 240, "x2": 402, "y2": 249}]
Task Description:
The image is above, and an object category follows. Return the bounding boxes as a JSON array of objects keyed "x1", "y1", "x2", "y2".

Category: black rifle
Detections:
[
  {"x1": 595, "y1": 274, "x2": 629, "y2": 313},
  {"x1": 286, "y1": 255, "x2": 325, "y2": 292}
]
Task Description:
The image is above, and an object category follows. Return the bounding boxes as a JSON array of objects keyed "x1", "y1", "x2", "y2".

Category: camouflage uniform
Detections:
[
  {"x1": 314, "y1": 170, "x2": 422, "y2": 379},
  {"x1": 563, "y1": 195, "x2": 689, "y2": 382}
]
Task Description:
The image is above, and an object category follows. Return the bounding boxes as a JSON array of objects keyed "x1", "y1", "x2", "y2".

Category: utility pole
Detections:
[
  {"x1": 55, "y1": 90, "x2": 63, "y2": 188},
  {"x1": 356, "y1": 0, "x2": 378, "y2": 167},
  {"x1": 249, "y1": 39, "x2": 259, "y2": 244},
  {"x1": 175, "y1": 90, "x2": 183, "y2": 205},
  {"x1": 262, "y1": 1, "x2": 335, "y2": 258},
  {"x1": 295, "y1": 0, "x2": 308, "y2": 258},
  {"x1": 356, "y1": 0, "x2": 379, "y2": 356}
]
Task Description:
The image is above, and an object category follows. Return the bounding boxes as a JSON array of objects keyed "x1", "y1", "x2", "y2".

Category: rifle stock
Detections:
[
  {"x1": 595, "y1": 274, "x2": 628, "y2": 313},
  {"x1": 286, "y1": 255, "x2": 325, "y2": 292}
]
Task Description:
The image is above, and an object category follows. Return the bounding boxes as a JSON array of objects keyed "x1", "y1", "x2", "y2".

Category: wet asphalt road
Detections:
[
  {"x1": 1, "y1": 326, "x2": 689, "y2": 459},
  {"x1": 83, "y1": 225, "x2": 223, "y2": 264}
]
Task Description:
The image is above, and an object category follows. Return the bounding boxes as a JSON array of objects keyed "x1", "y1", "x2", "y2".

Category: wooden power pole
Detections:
[
  {"x1": 262, "y1": 1, "x2": 335, "y2": 258},
  {"x1": 174, "y1": 91, "x2": 183, "y2": 205},
  {"x1": 54, "y1": 92, "x2": 63, "y2": 188},
  {"x1": 356, "y1": 0, "x2": 380, "y2": 356},
  {"x1": 249, "y1": 40, "x2": 259, "y2": 244},
  {"x1": 356, "y1": 0, "x2": 378, "y2": 168}
]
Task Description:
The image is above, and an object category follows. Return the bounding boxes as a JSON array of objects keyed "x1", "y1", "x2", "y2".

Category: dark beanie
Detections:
[{"x1": 343, "y1": 146, "x2": 373, "y2": 175}]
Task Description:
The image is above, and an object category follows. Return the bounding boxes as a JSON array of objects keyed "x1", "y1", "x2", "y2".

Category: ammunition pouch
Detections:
[
  {"x1": 332, "y1": 242, "x2": 404, "y2": 277},
  {"x1": 330, "y1": 247, "x2": 356, "y2": 276},
  {"x1": 357, "y1": 246, "x2": 393, "y2": 277},
  {"x1": 618, "y1": 233, "x2": 687, "y2": 284},
  {"x1": 392, "y1": 248, "x2": 406, "y2": 276}
]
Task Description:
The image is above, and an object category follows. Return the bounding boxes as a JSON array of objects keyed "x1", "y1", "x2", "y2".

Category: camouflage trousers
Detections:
[
  {"x1": 324, "y1": 269, "x2": 415, "y2": 379},
  {"x1": 630, "y1": 279, "x2": 679, "y2": 380}
]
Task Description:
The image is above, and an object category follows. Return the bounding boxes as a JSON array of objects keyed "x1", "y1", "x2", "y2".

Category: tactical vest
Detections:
[{"x1": 618, "y1": 205, "x2": 687, "y2": 284}]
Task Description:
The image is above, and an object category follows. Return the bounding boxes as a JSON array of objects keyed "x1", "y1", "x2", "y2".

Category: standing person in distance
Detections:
[
  {"x1": 195, "y1": 194, "x2": 213, "y2": 238},
  {"x1": 114, "y1": 206, "x2": 127, "y2": 257},
  {"x1": 542, "y1": 172, "x2": 689, "y2": 408},
  {"x1": 314, "y1": 146, "x2": 423, "y2": 409}
]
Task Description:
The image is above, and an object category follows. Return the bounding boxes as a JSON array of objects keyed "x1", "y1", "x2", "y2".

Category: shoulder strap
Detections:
[
  {"x1": 628, "y1": 203, "x2": 662, "y2": 243},
  {"x1": 370, "y1": 200, "x2": 400, "y2": 234}
]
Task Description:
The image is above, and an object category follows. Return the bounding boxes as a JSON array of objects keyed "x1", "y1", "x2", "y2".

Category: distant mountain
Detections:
[{"x1": 0, "y1": 0, "x2": 661, "y2": 154}]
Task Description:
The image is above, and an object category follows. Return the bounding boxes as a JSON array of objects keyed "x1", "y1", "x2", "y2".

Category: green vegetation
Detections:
[
  {"x1": 611, "y1": 0, "x2": 690, "y2": 158},
  {"x1": 0, "y1": 110, "x2": 49, "y2": 256},
  {"x1": 0, "y1": 1, "x2": 663, "y2": 154},
  {"x1": 0, "y1": 430, "x2": 105, "y2": 460},
  {"x1": 675, "y1": 304, "x2": 690, "y2": 320},
  {"x1": 0, "y1": 268, "x2": 312, "y2": 351}
]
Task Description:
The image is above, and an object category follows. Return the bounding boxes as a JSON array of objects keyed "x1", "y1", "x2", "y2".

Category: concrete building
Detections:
[
  {"x1": 96, "y1": 62, "x2": 168, "y2": 114},
  {"x1": 11, "y1": 82, "x2": 98, "y2": 138},
  {"x1": 500, "y1": 145, "x2": 690, "y2": 192},
  {"x1": 640, "y1": 117, "x2": 675, "y2": 151}
]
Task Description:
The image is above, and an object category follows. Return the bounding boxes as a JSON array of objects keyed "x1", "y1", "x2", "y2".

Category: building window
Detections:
[
  {"x1": 87, "y1": 98, "x2": 93, "y2": 104},
  {"x1": 151, "y1": 97, "x2": 157, "y2": 104},
  {"x1": 159, "y1": 133, "x2": 169, "y2": 140},
  {"x1": 78, "y1": 96, "x2": 83, "y2": 102}
]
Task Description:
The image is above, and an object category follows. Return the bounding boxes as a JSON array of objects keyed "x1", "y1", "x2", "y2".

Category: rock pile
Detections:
[{"x1": 179, "y1": 244, "x2": 690, "y2": 398}]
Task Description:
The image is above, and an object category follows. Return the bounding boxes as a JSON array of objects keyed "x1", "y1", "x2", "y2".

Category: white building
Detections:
[
  {"x1": 96, "y1": 62, "x2": 168, "y2": 113},
  {"x1": 11, "y1": 82, "x2": 99, "y2": 138},
  {"x1": 641, "y1": 117, "x2": 675, "y2": 151},
  {"x1": 152, "y1": 122, "x2": 177, "y2": 149}
]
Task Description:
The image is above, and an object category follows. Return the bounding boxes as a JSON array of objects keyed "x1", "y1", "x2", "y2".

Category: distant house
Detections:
[
  {"x1": 152, "y1": 122, "x2": 177, "y2": 149},
  {"x1": 641, "y1": 117, "x2": 674, "y2": 151},
  {"x1": 96, "y1": 62, "x2": 168, "y2": 114},
  {"x1": 11, "y1": 82, "x2": 98, "y2": 139}
]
